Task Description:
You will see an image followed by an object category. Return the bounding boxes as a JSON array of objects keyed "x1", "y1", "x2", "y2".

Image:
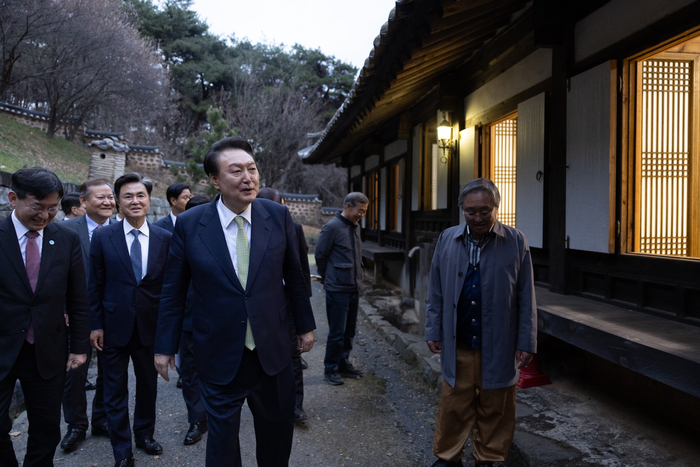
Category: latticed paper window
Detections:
[
  {"x1": 638, "y1": 59, "x2": 691, "y2": 256},
  {"x1": 491, "y1": 117, "x2": 518, "y2": 228}
]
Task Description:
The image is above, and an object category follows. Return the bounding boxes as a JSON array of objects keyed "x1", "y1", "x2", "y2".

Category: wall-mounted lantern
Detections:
[{"x1": 437, "y1": 111, "x2": 452, "y2": 163}]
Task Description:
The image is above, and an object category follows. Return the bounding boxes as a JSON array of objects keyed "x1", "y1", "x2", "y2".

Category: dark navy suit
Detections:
[
  {"x1": 152, "y1": 213, "x2": 173, "y2": 232},
  {"x1": 60, "y1": 215, "x2": 107, "y2": 432},
  {"x1": 155, "y1": 197, "x2": 315, "y2": 467},
  {"x1": 154, "y1": 213, "x2": 207, "y2": 426},
  {"x1": 88, "y1": 221, "x2": 171, "y2": 461}
]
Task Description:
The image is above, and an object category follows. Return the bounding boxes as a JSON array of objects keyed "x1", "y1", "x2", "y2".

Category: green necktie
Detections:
[{"x1": 234, "y1": 216, "x2": 255, "y2": 350}]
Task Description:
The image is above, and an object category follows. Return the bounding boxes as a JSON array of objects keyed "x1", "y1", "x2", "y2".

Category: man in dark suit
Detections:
[
  {"x1": 153, "y1": 182, "x2": 191, "y2": 234},
  {"x1": 154, "y1": 138, "x2": 316, "y2": 467},
  {"x1": 0, "y1": 167, "x2": 90, "y2": 467},
  {"x1": 89, "y1": 173, "x2": 172, "y2": 467},
  {"x1": 59, "y1": 178, "x2": 115, "y2": 451},
  {"x1": 170, "y1": 195, "x2": 210, "y2": 446},
  {"x1": 256, "y1": 187, "x2": 312, "y2": 423}
]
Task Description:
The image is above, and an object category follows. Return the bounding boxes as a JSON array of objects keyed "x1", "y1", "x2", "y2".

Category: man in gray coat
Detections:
[
  {"x1": 315, "y1": 192, "x2": 368, "y2": 386},
  {"x1": 425, "y1": 178, "x2": 537, "y2": 467}
]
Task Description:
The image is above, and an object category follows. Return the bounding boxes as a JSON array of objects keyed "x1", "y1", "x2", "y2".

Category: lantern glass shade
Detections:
[{"x1": 437, "y1": 119, "x2": 452, "y2": 142}]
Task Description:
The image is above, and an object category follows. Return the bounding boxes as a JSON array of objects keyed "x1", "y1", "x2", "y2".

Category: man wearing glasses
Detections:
[
  {"x1": 0, "y1": 167, "x2": 89, "y2": 466},
  {"x1": 425, "y1": 178, "x2": 537, "y2": 467}
]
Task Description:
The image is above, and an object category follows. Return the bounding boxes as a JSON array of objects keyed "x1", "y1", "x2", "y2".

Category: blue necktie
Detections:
[{"x1": 130, "y1": 229, "x2": 142, "y2": 283}]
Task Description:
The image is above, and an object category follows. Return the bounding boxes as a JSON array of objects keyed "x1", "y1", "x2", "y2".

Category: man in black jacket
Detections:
[
  {"x1": 315, "y1": 192, "x2": 368, "y2": 386},
  {"x1": 0, "y1": 167, "x2": 89, "y2": 466},
  {"x1": 60, "y1": 179, "x2": 115, "y2": 452}
]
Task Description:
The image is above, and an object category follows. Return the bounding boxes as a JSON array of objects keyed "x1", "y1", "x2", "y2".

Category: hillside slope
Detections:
[{"x1": 0, "y1": 114, "x2": 91, "y2": 184}]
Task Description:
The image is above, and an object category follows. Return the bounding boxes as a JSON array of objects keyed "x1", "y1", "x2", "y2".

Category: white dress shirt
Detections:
[
  {"x1": 86, "y1": 215, "x2": 110, "y2": 241},
  {"x1": 11, "y1": 210, "x2": 43, "y2": 264},
  {"x1": 170, "y1": 212, "x2": 177, "y2": 227},
  {"x1": 123, "y1": 219, "x2": 149, "y2": 279},
  {"x1": 216, "y1": 197, "x2": 252, "y2": 277}
]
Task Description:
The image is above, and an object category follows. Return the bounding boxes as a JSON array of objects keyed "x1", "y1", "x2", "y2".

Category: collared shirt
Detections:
[
  {"x1": 86, "y1": 215, "x2": 110, "y2": 241},
  {"x1": 216, "y1": 197, "x2": 252, "y2": 277},
  {"x1": 123, "y1": 218, "x2": 149, "y2": 279},
  {"x1": 11, "y1": 210, "x2": 43, "y2": 264},
  {"x1": 170, "y1": 212, "x2": 177, "y2": 228},
  {"x1": 464, "y1": 224, "x2": 494, "y2": 267}
]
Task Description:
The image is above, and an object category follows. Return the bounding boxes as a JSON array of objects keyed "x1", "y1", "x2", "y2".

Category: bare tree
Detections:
[
  {"x1": 227, "y1": 68, "x2": 321, "y2": 188},
  {"x1": 14, "y1": 0, "x2": 169, "y2": 139},
  {"x1": 0, "y1": 0, "x2": 53, "y2": 98}
]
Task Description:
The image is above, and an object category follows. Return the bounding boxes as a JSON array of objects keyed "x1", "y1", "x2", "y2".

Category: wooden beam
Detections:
[{"x1": 428, "y1": 0, "x2": 526, "y2": 35}]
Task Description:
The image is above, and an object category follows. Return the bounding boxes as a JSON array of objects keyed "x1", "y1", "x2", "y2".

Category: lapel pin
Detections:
[{"x1": 49, "y1": 240, "x2": 55, "y2": 245}]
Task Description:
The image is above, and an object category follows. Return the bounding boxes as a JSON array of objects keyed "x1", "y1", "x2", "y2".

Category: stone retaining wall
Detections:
[
  {"x1": 0, "y1": 102, "x2": 83, "y2": 140},
  {"x1": 126, "y1": 151, "x2": 165, "y2": 175}
]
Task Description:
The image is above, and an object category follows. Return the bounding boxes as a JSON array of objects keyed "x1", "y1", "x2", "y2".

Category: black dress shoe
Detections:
[
  {"x1": 183, "y1": 420, "x2": 207, "y2": 445},
  {"x1": 324, "y1": 371, "x2": 343, "y2": 385},
  {"x1": 294, "y1": 406, "x2": 308, "y2": 422},
  {"x1": 176, "y1": 375, "x2": 183, "y2": 388},
  {"x1": 430, "y1": 459, "x2": 465, "y2": 467},
  {"x1": 60, "y1": 427, "x2": 86, "y2": 452},
  {"x1": 91, "y1": 421, "x2": 109, "y2": 438},
  {"x1": 85, "y1": 379, "x2": 97, "y2": 391},
  {"x1": 300, "y1": 357, "x2": 308, "y2": 370},
  {"x1": 338, "y1": 363, "x2": 362, "y2": 379},
  {"x1": 135, "y1": 437, "x2": 162, "y2": 455},
  {"x1": 114, "y1": 457, "x2": 134, "y2": 467}
]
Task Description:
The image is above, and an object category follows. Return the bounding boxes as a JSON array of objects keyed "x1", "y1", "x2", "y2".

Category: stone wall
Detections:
[
  {"x1": 283, "y1": 193, "x2": 323, "y2": 226},
  {"x1": 0, "y1": 102, "x2": 83, "y2": 140},
  {"x1": 88, "y1": 150, "x2": 126, "y2": 183},
  {"x1": 126, "y1": 151, "x2": 165, "y2": 175},
  {"x1": 146, "y1": 197, "x2": 170, "y2": 223}
]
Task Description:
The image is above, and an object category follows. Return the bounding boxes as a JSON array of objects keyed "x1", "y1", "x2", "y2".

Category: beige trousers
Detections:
[{"x1": 433, "y1": 346, "x2": 516, "y2": 463}]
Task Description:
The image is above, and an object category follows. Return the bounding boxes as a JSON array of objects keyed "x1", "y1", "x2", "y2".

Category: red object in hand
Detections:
[{"x1": 517, "y1": 353, "x2": 551, "y2": 389}]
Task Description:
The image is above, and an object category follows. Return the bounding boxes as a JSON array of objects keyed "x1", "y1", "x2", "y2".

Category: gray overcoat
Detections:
[{"x1": 424, "y1": 220, "x2": 537, "y2": 389}]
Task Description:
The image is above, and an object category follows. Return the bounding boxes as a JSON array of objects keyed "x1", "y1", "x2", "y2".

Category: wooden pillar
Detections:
[{"x1": 547, "y1": 44, "x2": 568, "y2": 294}]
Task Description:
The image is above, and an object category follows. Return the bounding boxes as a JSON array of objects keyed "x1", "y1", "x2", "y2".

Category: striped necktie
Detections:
[{"x1": 234, "y1": 216, "x2": 255, "y2": 350}]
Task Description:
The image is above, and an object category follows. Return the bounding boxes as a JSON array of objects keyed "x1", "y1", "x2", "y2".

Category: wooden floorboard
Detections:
[{"x1": 536, "y1": 287, "x2": 700, "y2": 398}]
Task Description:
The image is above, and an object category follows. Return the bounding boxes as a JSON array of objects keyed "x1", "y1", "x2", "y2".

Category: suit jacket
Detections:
[
  {"x1": 0, "y1": 217, "x2": 90, "y2": 380},
  {"x1": 155, "y1": 197, "x2": 316, "y2": 385},
  {"x1": 60, "y1": 215, "x2": 92, "y2": 287},
  {"x1": 153, "y1": 214, "x2": 174, "y2": 233},
  {"x1": 425, "y1": 221, "x2": 537, "y2": 389},
  {"x1": 293, "y1": 222, "x2": 312, "y2": 298},
  {"x1": 88, "y1": 221, "x2": 172, "y2": 347}
]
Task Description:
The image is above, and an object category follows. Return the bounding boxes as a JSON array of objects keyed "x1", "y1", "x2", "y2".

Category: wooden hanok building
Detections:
[{"x1": 301, "y1": 0, "x2": 700, "y2": 402}]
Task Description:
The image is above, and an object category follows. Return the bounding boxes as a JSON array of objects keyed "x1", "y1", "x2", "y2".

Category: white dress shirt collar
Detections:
[
  {"x1": 170, "y1": 212, "x2": 177, "y2": 227},
  {"x1": 123, "y1": 218, "x2": 150, "y2": 238},
  {"x1": 216, "y1": 197, "x2": 252, "y2": 229},
  {"x1": 11, "y1": 210, "x2": 44, "y2": 241},
  {"x1": 86, "y1": 214, "x2": 110, "y2": 238}
]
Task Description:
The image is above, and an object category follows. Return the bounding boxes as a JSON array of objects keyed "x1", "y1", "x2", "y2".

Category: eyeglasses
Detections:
[
  {"x1": 24, "y1": 203, "x2": 59, "y2": 214},
  {"x1": 463, "y1": 207, "x2": 494, "y2": 218}
]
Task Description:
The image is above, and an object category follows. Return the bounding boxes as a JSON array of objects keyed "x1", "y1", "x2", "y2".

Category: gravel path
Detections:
[{"x1": 11, "y1": 279, "x2": 440, "y2": 466}]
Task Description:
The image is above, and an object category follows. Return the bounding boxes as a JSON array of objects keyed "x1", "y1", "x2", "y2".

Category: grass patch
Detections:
[{"x1": 0, "y1": 114, "x2": 91, "y2": 184}]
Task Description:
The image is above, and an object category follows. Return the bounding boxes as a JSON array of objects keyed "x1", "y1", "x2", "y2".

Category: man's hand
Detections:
[
  {"x1": 516, "y1": 350, "x2": 534, "y2": 369},
  {"x1": 427, "y1": 340, "x2": 442, "y2": 354},
  {"x1": 66, "y1": 353, "x2": 87, "y2": 372},
  {"x1": 154, "y1": 354, "x2": 176, "y2": 381},
  {"x1": 64, "y1": 314, "x2": 69, "y2": 327},
  {"x1": 297, "y1": 331, "x2": 315, "y2": 353},
  {"x1": 90, "y1": 330, "x2": 104, "y2": 351}
]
